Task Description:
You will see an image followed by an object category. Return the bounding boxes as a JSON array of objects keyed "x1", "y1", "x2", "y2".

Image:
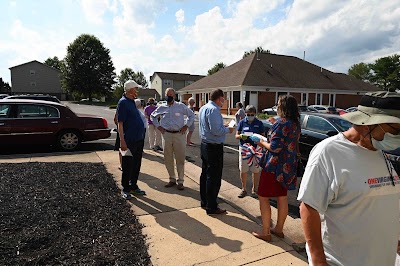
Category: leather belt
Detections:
[{"x1": 165, "y1": 130, "x2": 180, "y2": 133}]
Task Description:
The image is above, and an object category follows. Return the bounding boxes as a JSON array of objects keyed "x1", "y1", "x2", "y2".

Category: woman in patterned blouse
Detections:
[{"x1": 252, "y1": 95, "x2": 300, "y2": 242}]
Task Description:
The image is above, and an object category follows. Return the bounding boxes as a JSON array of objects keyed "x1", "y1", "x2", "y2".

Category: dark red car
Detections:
[{"x1": 0, "y1": 99, "x2": 111, "y2": 151}]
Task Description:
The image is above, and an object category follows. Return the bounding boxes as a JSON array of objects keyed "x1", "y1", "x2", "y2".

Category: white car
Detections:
[
  {"x1": 157, "y1": 101, "x2": 167, "y2": 106},
  {"x1": 308, "y1": 105, "x2": 338, "y2": 114}
]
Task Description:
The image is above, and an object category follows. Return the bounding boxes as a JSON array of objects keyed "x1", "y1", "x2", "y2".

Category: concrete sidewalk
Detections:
[{"x1": 0, "y1": 150, "x2": 307, "y2": 266}]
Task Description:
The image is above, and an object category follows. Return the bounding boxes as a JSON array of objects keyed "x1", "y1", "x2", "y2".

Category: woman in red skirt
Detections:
[{"x1": 251, "y1": 95, "x2": 300, "y2": 242}]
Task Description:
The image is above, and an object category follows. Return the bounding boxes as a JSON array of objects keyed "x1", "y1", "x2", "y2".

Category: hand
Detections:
[
  {"x1": 158, "y1": 126, "x2": 165, "y2": 134},
  {"x1": 180, "y1": 125, "x2": 188, "y2": 134},
  {"x1": 249, "y1": 135, "x2": 262, "y2": 143},
  {"x1": 268, "y1": 117, "x2": 277, "y2": 124},
  {"x1": 228, "y1": 127, "x2": 234, "y2": 133},
  {"x1": 239, "y1": 134, "x2": 248, "y2": 140},
  {"x1": 120, "y1": 140, "x2": 128, "y2": 151}
]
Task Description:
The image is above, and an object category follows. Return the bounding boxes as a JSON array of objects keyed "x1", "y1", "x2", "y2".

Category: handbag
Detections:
[{"x1": 296, "y1": 141, "x2": 305, "y2": 177}]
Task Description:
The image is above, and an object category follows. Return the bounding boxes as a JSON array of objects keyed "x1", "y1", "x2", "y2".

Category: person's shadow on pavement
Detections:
[{"x1": 130, "y1": 196, "x2": 243, "y2": 253}]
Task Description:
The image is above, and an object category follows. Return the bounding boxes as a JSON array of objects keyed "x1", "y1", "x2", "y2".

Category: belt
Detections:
[
  {"x1": 202, "y1": 141, "x2": 223, "y2": 146},
  {"x1": 165, "y1": 130, "x2": 180, "y2": 133}
]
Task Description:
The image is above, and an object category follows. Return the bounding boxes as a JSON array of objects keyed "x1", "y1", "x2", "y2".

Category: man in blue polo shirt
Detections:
[
  {"x1": 117, "y1": 80, "x2": 146, "y2": 199},
  {"x1": 235, "y1": 105, "x2": 265, "y2": 198}
]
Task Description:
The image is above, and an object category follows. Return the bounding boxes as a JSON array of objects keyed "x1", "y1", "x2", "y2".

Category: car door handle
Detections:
[
  {"x1": 51, "y1": 121, "x2": 59, "y2": 124},
  {"x1": 0, "y1": 123, "x2": 4, "y2": 126}
]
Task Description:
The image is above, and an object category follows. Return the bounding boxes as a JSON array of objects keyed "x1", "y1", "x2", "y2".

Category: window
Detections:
[
  {"x1": 186, "y1": 80, "x2": 194, "y2": 86},
  {"x1": 0, "y1": 104, "x2": 11, "y2": 118},
  {"x1": 233, "y1": 91, "x2": 241, "y2": 106},
  {"x1": 30, "y1": 70, "x2": 35, "y2": 75},
  {"x1": 164, "y1": 79, "x2": 172, "y2": 86},
  {"x1": 30, "y1": 82, "x2": 36, "y2": 87},
  {"x1": 17, "y1": 104, "x2": 59, "y2": 119},
  {"x1": 301, "y1": 93, "x2": 307, "y2": 105},
  {"x1": 306, "y1": 116, "x2": 335, "y2": 133}
]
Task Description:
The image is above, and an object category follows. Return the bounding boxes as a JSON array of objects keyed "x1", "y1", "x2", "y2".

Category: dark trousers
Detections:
[
  {"x1": 121, "y1": 139, "x2": 144, "y2": 192},
  {"x1": 200, "y1": 142, "x2": 224, "y2": 212}
]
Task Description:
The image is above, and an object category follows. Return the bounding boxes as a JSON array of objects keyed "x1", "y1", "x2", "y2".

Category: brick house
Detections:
[{"x1": 176, "y1": 53, "x2": 379, "y2": 114}]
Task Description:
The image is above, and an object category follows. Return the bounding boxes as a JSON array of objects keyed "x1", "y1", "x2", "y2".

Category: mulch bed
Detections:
[{"x1": 0, "y1": 162, "x2": 151, "y2": 265}]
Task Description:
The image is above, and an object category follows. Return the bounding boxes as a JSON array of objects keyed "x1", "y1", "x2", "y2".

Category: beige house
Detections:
[
  {"x1": 150, "y1": 72, "x2": 205, "y2": 100},
  {"x1": 9, "y1": 60, "x2": 64, "y2": 100},
  {"x1": 176, "y1": 53, "x2": 379, "y2": 114}
]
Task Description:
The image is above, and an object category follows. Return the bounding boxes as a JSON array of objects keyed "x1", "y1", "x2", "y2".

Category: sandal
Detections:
[
  {"x1": 270, "y1": 229, "x2": 284, "y2": 238},
  {"x1": 252, "y1": 232, "x2": 272, "y2": 242}
]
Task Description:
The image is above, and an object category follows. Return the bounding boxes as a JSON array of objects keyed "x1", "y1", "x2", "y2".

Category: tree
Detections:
[
  {"x1": 207, "y1": 62, "x2": 226, "y2": 76},
  {"x1": 62, "y1": 34, "x2": 116, "y2": 100},
  {"x1": 369, "y1": 54, "x2": 400, "y2": 92},
  {"x1": 113, "y1": 68, "x2": 148, "y2": 99},
  {"x1": 0, "y1": 77, "x2": 11, "y2": 94},
  {"x1": 44, "y1": 56, "x2": 64, "y2": 70},
  {"x1": 243, "y1": 46, "x2": 270, "y2": 58},
  {"x1": 348, "y1": 63, "x2": 371, "y2": 82}
]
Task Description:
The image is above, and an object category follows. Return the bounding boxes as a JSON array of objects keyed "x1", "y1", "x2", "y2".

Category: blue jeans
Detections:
[
  {"x1": 200, "y1": 142, "x2": 224, "y2": 212},
  {"x1": 121, "y1": 139, "x2": 144, "y2": 192}
]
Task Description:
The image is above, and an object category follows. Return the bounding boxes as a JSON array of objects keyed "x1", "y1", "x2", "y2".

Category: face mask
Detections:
[
  {"x1": 371, "y1": 132, "x2": 400, "y2": 151},
  {"x1": 247, "y1": 115, "x2": 255, "y2": 122},
  {"x1": 166, "y1": 96, "x2": 174, "y2": 103}
]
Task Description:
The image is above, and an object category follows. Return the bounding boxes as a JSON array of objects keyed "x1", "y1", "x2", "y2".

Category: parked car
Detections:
[
  {"x1": 346, "y1": 107, "x2": 358, "y2": 112},
  {"x1": 80, "y1": 98, "x2": 100, "y2": 102},
  {"x1": 4, "y1": 94, "x2": 61, "y2": 103},
  {"x1": 336, "y1": 108, "x2": 348, "y2": 115},
  {"x1": 0, "y1": 99, "x2": 111, "y2": 151},
  {"x1": 0, "y1": 94, "x2": 9, "y2": 99},
  {"x1": 308, "y1": 105, "x2": 338, "y2": 114},
  {"x1": 262, "y1": 112, "x2": 399, "y2": 171},
  {"x1": 157, "y1": 100, "x2": 167, "y2": 107},
  {"x1": 298, "y1": 105, "x2": 308, "y2": 112},
  {"x1": 262, "y1": 106, "x2": 277, "y2": 115}
]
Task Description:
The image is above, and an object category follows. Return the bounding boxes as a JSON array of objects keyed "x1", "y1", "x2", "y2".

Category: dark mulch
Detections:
[{"x1": 0, "y1": 162, "x2": 151, "y2": 265}]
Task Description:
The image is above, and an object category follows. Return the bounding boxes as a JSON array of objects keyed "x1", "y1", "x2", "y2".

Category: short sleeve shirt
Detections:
[{"x1": 117, "y1": 95, "x2": 145, "y2": 142}]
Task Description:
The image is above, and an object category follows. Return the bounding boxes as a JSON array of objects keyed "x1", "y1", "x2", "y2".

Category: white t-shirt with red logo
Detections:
[{"x1": 298, "y1": 133, "x2": 400, "y2": 266}]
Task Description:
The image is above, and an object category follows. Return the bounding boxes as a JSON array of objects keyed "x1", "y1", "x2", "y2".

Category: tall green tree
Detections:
[
  {"x1": 0, "y1": 77, "x2": 11, "y2": 94},
  {"x1": 348, "y1": 62, "x2": 371, "y2": 82},
  {"x1": 62, "y1": 34, "x2": 116, "y2": 100},
  {"x1": 369, "y1": 54, "x2": 400, "y2": 92},
  {"x1": 113, "y1": 68, "x2": 148, "y2": 99},
  {"x1": 243, "y1": 46, "x2": 270, "y2": 58},
  {"x1": 44, "y1": 56, "x2": 64, "y2": 70},
  {"x1": 207, "y1": 62, "x2": 226, "y2": 76}
]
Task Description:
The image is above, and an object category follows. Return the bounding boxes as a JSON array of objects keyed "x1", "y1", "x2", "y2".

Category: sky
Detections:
[{"x1": 1, "y1": 0, "x2": 399, "y2": 86}]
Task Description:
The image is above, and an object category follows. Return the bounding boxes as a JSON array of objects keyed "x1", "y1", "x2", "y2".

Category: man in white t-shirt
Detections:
[{"x1": 298, "y1": 91, "x2": 400, "y2": 266}]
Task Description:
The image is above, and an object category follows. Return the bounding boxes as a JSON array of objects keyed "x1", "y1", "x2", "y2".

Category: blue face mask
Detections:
[{"x1": 166, "y1": 96, "x2": 174, "y2": 103}]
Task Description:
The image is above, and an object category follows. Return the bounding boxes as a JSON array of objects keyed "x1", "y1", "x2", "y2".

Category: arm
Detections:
[
  {"x1": 118, "y1": 122, "x2": 127, "y2": 151},
  {"x1": 235, "y1": 131, "x2": 242, "y2": 139},
  {"x1": 208, "y1": 109, "x2": 230, "y2": 136},
  {"x1": 300, "y1": 202, "x2": 328, "y2": 266},
  {"x1": 114, "y1": 112, "x2": 118, "y2": 126},
  {"x1": 150, "y1": 107, "x2": 165, "y2": 133}
]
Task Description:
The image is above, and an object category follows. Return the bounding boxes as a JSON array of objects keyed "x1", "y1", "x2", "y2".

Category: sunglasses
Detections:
[{"x1": 246, "y1": 114, "x2": 255, "y2": 117}]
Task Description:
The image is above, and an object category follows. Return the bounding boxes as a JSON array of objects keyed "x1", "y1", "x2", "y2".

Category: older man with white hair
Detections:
[
  {"x1": 117, "y1": 80, "x2": 146, "y2": 199},
  {"x1": 151, "y1": 88, "x2": 195, "y2": 190}
]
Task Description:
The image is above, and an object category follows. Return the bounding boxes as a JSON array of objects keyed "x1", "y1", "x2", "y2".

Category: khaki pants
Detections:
[
  {"x1": 162, "y1": 132, "x2": 186, "y2": 184},
  {"x1": 148, "y1": 124, "x2": 161, "y2": 149}
]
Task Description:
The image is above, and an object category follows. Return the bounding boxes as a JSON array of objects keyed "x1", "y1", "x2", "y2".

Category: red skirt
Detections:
[{"x1": 258, "y1": 170, "x2": 287, "y2": 197}]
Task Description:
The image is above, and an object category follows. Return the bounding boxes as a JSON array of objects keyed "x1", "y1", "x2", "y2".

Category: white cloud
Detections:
[
  {"x1": 175, "y1": 9, "x2": 184, "y2": 24},
  {"x1": 81, "y1": 0, "x2": 114, "y2": 25},
  {"x1": 10, "y1": 1, "x2": 16, "y2": 7}
]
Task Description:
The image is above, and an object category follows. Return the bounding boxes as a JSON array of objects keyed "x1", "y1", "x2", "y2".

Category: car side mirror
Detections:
[{"x1": 327, "y1": 130, "x2": 338, "y2": 137}]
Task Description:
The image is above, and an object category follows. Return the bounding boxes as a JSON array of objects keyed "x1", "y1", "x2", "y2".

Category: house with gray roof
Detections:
[
  {"x1": 176, "y1": 53, "x2": 378, "y2": 114},
  {"x1": 9, "y1": 60, "x2": 64, "y2": 100},
  {"x1": 150, "y1": 72, "x2": 205, "y2": 100}
]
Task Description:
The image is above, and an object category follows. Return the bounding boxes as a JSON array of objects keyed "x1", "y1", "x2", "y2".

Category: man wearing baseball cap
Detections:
[
  {"x1": 298, "y1": 91, "x2": 400, "y2": 265},
  {"x1": 117, "y1": 80, "x2": 146, "y2": 199}
]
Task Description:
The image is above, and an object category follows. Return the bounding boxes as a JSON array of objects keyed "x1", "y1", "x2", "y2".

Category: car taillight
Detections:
[{"x1": 102, "y1": 118, "x2": 108, "y2": 128}]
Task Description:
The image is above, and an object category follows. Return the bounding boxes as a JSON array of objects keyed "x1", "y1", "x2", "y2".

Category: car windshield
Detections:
[{"x1": 328, "y1": 117, "x2": 352, "y2": 131}]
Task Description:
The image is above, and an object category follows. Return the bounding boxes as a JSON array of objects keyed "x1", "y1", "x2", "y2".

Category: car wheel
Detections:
[{"x1": 57, "y1": 130, "x2": 81, "y2": 151}]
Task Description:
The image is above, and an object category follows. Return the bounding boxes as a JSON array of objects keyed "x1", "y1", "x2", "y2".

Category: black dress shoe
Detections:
[{"x1": 207, "y1": 208, "x2": 227, "y2": 215}]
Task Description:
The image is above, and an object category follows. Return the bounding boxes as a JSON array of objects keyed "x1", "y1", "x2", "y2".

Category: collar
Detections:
[{"x1": 210, "y1": 101, "x2": 221, "y2": 110}]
